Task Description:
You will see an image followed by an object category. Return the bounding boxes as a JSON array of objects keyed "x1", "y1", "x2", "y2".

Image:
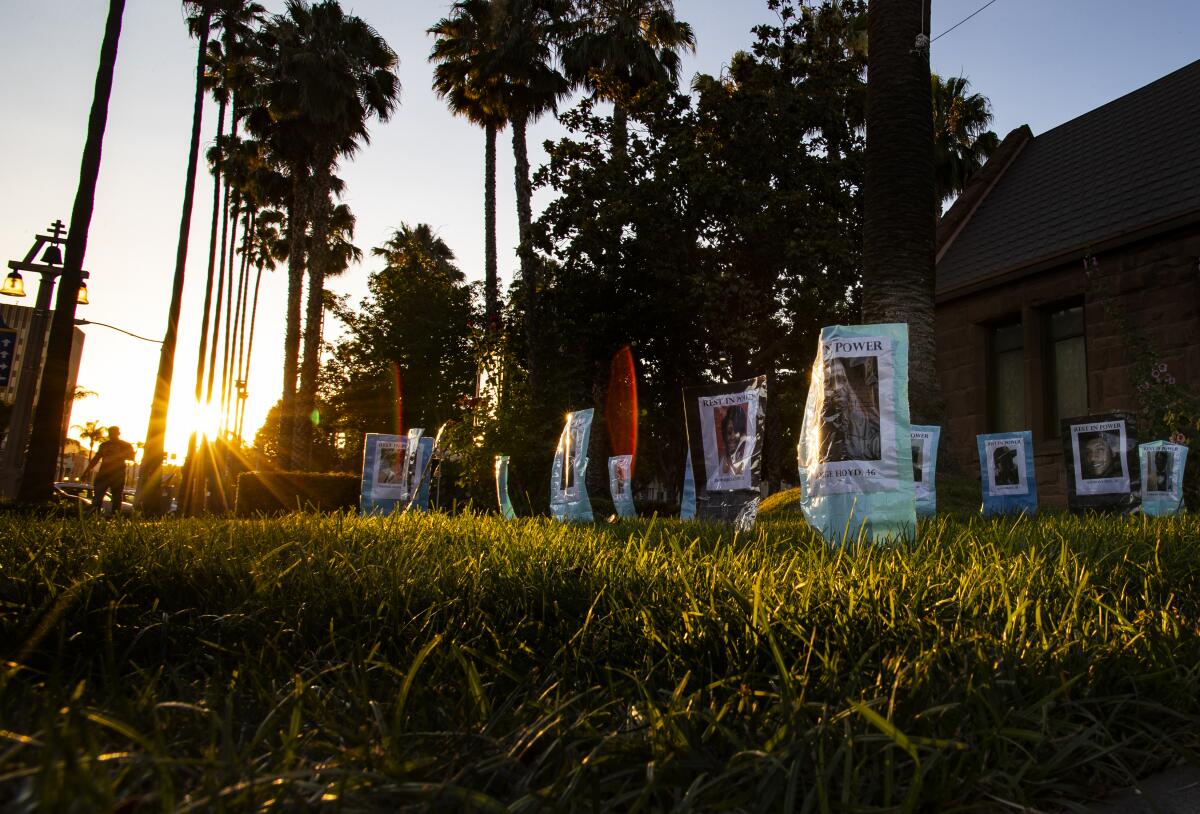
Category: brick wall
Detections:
[{"x1": 935, "y1": 225, "x2": 1200, "y2": 508}]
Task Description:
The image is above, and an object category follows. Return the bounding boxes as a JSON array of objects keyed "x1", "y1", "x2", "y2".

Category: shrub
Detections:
[{"x1": 234, "y1": 471, "x2": 360, "y2": 516}]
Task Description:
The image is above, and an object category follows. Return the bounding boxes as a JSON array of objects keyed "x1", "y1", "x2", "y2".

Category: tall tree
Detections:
[
  {"x1": 324, "y1": 224, "x2": 477, "y2": 459},
  {"x1": 430, "y1": 0, "x2": 510, "y2": 332},
  {"x1": 492, "y1": 0, "x2": 571, "y2": 387},
  {"x1": 932, "y1": 73, "x2": 998, "y2": 209},
  {"x1": 20, "y1": 0, "x2": 126, "y2": 503},
  {"x1": 251, "y1": 0, "x2": 399, "y2": 468},
  {"x1": 561, "y1": 0, "x2": 695, "y2": 171},
  {"x1": 860, "y1": 0, "x2": 940, "y2": 423},
  {"x1": 299, "y1": 199, "x2": 360, "y2": 443}
]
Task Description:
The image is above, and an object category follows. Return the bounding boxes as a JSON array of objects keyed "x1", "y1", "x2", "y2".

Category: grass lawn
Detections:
[{"x1": 2, "y1": 511, "x2": 1199, "y2": 811}]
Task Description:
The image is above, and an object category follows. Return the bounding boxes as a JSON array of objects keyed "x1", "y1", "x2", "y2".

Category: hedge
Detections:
[{"x1": 235, "y1": 471, "x2": 360, "y2": 516}]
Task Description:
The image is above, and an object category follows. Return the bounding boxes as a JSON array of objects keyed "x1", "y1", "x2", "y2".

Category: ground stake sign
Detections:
[
  {"x1": 798, "y1": 324, "x2": 915, "y2": 543},
  {"x1": 683, "y1": 376, "x2": 766, "y2": 528}
]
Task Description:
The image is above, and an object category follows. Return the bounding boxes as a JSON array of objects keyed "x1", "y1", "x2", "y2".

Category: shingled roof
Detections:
[{"x1": 936, "y1": 59, "x2": 1200, "y2": 299}]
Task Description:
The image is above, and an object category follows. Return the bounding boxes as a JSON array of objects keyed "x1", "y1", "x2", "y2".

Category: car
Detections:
[{"x1": 54, "y1": 481, "x2": 134, "y2": 515}]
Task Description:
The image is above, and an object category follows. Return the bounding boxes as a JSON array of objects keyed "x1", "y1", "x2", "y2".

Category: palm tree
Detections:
[
  {"x1": 932, "y1": 73, "x2": 998, "y2": 210},
  {"x1": 860, "y1": 0, "x2": 940, "y2": 423},
  {"x1": 19, "y1": 0, "x2": 126, "y2": 504},
  {"x1": 493, "y1": 0, "x2": 571, "y2": 387},
  {"x1": 561, "y1": 0, "x2": 695, "y2": 169},
  {"x1": 298, "y1": 199, "x2": 360, "y2": 459},
  {"x1": 74, "y1": 420, "x2": 108, "y2": 468},
  {"x1": 429, "y1": 0, "x2": 510, "y2": 332},
  {"x1": 251, "y1": 0, "x2": 399, "y2": 469},
  {"x1": 235, "y1": 209, "x2": 286, "y2": 441}
]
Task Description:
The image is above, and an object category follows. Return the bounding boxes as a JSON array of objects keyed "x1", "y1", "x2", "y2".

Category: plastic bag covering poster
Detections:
[
  {"x1": 360, "y1": 432, "x2": 408, "y2": 514},
  {"x1": 550, "y1": 409, "x2": 594, "y2": 522},
  {"x1": 1061, "y1": 412, "x2": 1140, "y2": 513},
  {"x1": 798, "y1": 324, "x2": 915, "y2": 543},
  {"x1": 495, "y1": 455, "x2": 517, "y2": 519},
  {"x1": 976, "y1": 431, "x2": 1037, "y2": 516},
  {"x1": 684, "y1": 376, "x2": 766, "y2": 526},
  {"x1": 911, "y1": 425, "x2": 940, "y2": 517},
  {"x1": 608, "y1": 455, "x2": 635, "y2": 518},
  {"x1": 408, "y1": 436, "x2": 435, "y2": 512},
  {"x1": 680, "y1": 450, "x2": 696, "y2": 520},
  {"x1": 1139, "y1": 441, "x2": 1187, "y2": 516}
]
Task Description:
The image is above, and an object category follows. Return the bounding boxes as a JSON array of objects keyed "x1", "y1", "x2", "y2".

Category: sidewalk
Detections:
[{"x1": 1087, "y1": 765, "x2": 1200, "y2": 814}]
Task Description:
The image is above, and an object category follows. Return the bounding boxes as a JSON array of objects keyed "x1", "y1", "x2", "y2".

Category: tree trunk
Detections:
[
  {"x1": 238, "y1": 261, "x2": 265, "y2": 443},
  {"x1": 279, "y1": 168, "x2": 309, "y2": 469},
  {"x1": 135, "y1": 0, "x2": 208, "y2": 515},
  {"x1": 295, "y1": 164, "x2": 333, "y2": 469},
  {"x1": 206, "y1": 161, "x2": 231, "y2": 403},
  {"x1": 611, "y1": 103, "x2": 629, "y2": 175},
  {"x1": 181, "y1": 94, "x2": 226, "y2": 515},
  {"x1": 220, "y1": 191, "x2": 241, "y2": 431},
  {"x1": 484, "y1": 122, "x2": 498, "y2": 331},
  {"x1": 21, "y1": 1, "x2": 126, "y2": 502},
  {"x1": 512, "y1": 114, "x2": 539, "y2": 389},
  {"x1": 861, "y1": 0, "x2": 940, "y2": 424}
]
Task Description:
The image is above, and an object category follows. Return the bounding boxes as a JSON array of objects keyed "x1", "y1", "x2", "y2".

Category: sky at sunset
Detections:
[{"x1": 1, "y1": 0, "x2": 1197, "y2": 460}]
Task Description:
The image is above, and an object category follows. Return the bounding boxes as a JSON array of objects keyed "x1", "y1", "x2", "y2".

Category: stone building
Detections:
[{"x1": 935, "y1": 59, "x2": 1200, "y2": 507}]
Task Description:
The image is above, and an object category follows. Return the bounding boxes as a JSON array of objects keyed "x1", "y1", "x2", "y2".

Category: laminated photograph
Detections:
[
  {"x1": 1061, "y1": 412, "x2": 1139, "y2": 513},
  {"x1": 495, "y1": 454, "x2": 517, "y2": 520},
  {"x1": 1139, "y1": 441, "x2": 1188, "y2": 516},
  {"x1": 550, "y1": 408, "x2": 594, "y2": 522},
  {"x1": 608, "y1": 455, "x2": 636, "y2": 518},
  {"x1": 798, "y1": 324, "x2": 915, "y2": 543},
  {"x1": 680, "y1": 450, "x2": 696, "y2": 520},
  {"x1": 372, "y1": 436, "x2": 409, "y2": 500},
  {"x1": 976, "y1": 432, "x2": 1037, "y2": 517},
  {"x1": 684, "y1": 377, "x2": 766, "y2": 526},
  {"x1": 360, "y1": 433, "x2": 408, "y2": 514},
  {"x1": 911, "y1": 425, "x2": 940, "y2": 517}
]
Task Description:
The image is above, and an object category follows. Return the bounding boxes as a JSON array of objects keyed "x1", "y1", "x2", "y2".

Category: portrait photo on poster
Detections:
[
  {"x1": 1144, "y1": 448, "x2": 1174, "y2": 493},
  {"x1": 609, "y1": 455, "x2": 633, "y2": 501},
  {"x1": 697, "y1": 391, "x2": 757, "y2": 492},
  {"x1": 1070, "y1": 421, "x2": 1129, "y2": 495},
  {"x1": 985, "y1": 437, "x2": 1027, "y2": 496},
  {"x1": 819, "y1": 354, "x2": 882, "y2": 464},
  {"x1": 911, "y1": 438, "x2": 923, "y2": 483},
  {"x1": 372, "y1": 439, "x2": 409, "y2": 497},
  {"x1": 806, "y1": 334, "x2": 897, "y2": 497}
]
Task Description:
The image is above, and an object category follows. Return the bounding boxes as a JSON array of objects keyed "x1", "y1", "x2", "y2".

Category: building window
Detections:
[
  {"x1": 990, "y1": 320, "x2": 1025, "y2": 432},
  {"x1": 1047, "y1": 304, "x2": 1087, "y2": 434}
]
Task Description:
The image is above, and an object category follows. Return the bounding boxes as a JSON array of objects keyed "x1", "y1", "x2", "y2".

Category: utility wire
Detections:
[
  {"x1": 932, "y1": 0, "x2": 1000, "y2": 43},
  {"x1": 75, "y1": 319, "x2": 163, "y2": 344}
]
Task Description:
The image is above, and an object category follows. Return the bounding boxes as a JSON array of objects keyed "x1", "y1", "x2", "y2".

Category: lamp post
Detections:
[{"x1": 0, "y1": 221, "x2": 90, "y2": 498}]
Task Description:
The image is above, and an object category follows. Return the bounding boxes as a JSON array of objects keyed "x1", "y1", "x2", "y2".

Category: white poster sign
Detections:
[
  {"x1": 808, "y1": 335, "x2": 896, "y2": 496},
  {"x1": 696, "y1": 390, "x2": 758, "y2": 492},
  {"x1": 985, "y1": 436, "x2": 1029, "y2": 497},
  {"x1": 1070, "y1": 420, "x2": 1130, "y2": 495}
]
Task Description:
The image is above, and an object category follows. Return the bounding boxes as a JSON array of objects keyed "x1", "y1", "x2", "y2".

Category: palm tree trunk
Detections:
[
  {"x1": 220, "y1": 191, "x2": 241, "y2": 431},
  {"x1": 611, "y1": 103, "x2": 629, "y2": 175},
  {"x1": 861, "y1": 0, "x2": 940, "y2": 424},
  {"x1": 279, "y1": 168, "x2": 309, "y2": 469},
  {"x1": 133, "y1": 0, "x2": 205, "y2": 513},
  {"x1": 295, "y1": 165, "x2": 332, "y2": 469},
  {"x1": 512, "y1": 114, "x2": 538, "y2": 387},
  {"x1": 180, "y1": 94, "x2": 226, "y2": 515},
  {"x1": 20, "y1": 1, "x2": 126, "y2": 502},
  {"x1": 206, "y1": 167, "x2": 231, "y2": 403},
  {"x1": 238, "y1": 261, "x2": 265, "y2": 443},
  {"x1": 484, "y1": 122, "x2": 498, "y2": 331}
]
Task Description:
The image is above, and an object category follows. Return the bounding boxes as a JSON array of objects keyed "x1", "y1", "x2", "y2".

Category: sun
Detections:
[{"x1": 188, "y1": 399, "x2": 223, "y2": 441}]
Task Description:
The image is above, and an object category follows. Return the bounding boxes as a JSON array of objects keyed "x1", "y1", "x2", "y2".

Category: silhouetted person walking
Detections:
[{"x1": 82, "y1": 426, "x2": 135, "y2": 516}]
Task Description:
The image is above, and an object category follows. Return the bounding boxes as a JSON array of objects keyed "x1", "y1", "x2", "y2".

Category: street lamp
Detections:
[{"x1": 0, "y1": 220, "x2": 90, "y2": 498}]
